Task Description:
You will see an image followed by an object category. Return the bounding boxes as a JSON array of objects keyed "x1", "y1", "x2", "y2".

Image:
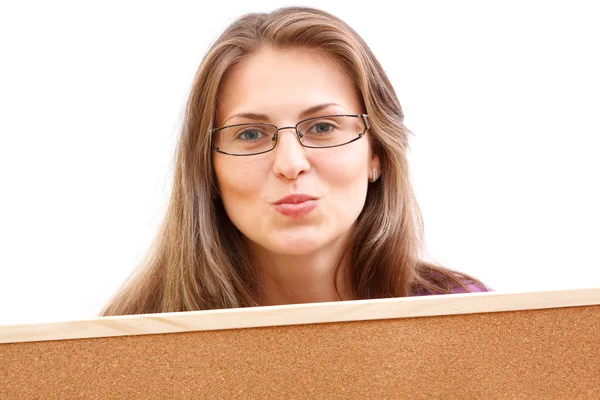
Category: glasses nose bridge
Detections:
[
  {"x1": 275, "y1": 125, "x2": 298, "y2": 134},
  {"x1": 273, "y1": 125, "x2": 302, "y2": 144}
]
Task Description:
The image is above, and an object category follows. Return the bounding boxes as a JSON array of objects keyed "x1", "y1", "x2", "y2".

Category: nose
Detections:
[{"x1": 271, "y1": 127, "x2": 310, "y2": 180}]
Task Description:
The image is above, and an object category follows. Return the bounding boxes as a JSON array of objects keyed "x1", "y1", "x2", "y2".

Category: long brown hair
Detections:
[{"x1": 100, "y1": 6, "x2": 488, "y2": 317}]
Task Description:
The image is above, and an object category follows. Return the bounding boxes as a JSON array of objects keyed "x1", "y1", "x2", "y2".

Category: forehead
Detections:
[{"x1": 216, "y1": 46, "x2": 362, "y2": 125}]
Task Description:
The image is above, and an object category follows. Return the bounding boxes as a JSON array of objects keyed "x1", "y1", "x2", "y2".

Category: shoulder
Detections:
[
  {"x1": 450, "y1": 282, "x2": 493, "y2": 294},
  {"x1": 412, "y1": 280, "x2": 493, "y2": 297},
  {"x1": 410, "y1": 262, "x2": 493, "y2": 296}
]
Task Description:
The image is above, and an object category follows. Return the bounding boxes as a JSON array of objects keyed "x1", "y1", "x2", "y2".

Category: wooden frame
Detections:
[{"x1": 1, "y1": 288, "x2": 599, "y2": 399}]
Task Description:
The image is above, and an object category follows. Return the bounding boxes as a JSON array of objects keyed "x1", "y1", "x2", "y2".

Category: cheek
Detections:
[
  {"x1": 320, "y1": 144, "x2": 368, "y2": 184},
  {"x1": 316, "y1": 145, "x2": 370, "y2": 210},
  {"x1": 215, "y1": 154, "x2": 268, "y2": 190},
  {"x1": 213, "y1": 156, "x2": 270, "y2": 219}
]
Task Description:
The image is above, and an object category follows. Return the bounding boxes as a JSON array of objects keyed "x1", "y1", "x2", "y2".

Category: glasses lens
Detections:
[
  {"x1": 297, "y1": 115, "x2": 365, "y2": 148},
  {"x1": 215, "y1": 124, "x2": 278, "y2": 155}
]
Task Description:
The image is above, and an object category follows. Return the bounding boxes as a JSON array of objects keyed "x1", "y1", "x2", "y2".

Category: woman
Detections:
[{"x1": 101, "y1": 6, "x2": 490, "y2": 317}]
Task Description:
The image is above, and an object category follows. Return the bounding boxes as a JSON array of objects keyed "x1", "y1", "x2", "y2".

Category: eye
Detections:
[
  {"x1": 236, "y1": 128, "x2": 266, "y2": 141},
  {"x1": 309, "y1": 122, "x2": 335, "y2": 134}
]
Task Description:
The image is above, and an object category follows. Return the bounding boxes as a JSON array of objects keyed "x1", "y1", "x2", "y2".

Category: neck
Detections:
[{"x1": 249, "y1": 236, "x2": 354, "y2": 306}]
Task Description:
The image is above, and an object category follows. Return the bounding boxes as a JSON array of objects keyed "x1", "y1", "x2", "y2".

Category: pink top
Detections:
[{"x1": 413, "y1": 282, "x2": 492, "y2": 296}]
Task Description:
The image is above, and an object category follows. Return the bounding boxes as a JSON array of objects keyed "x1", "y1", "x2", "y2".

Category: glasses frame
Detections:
[{"x1": 210, "y1": 114, "x2": 370, "y2": 156}]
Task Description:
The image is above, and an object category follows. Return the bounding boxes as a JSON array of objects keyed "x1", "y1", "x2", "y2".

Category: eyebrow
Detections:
[{"x1": 222, "y1": 103, "x2": 345, "y2": 125}]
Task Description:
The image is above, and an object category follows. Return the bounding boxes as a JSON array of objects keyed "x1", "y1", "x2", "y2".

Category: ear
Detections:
[{"x1": 369, "y1": 151, "x2": 382, "y2": 182}]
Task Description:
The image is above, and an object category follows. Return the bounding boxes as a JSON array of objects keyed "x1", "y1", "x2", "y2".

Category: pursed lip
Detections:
[
  {"x1": 272, "y1": 193, "x2": 320, "y2": 218},
  {"x1": 272, "y1": 193, "x2": 318, "y2": 205}
]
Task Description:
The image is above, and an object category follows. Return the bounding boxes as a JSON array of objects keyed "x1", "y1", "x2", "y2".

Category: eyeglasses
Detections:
[{"x1": 211, "y1": 114, "x2": 370, "y2": 156}]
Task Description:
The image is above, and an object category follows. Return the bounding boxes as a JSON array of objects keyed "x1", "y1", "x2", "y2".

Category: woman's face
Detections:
[{"x1": 213, "y1": 46, "x2": 380, "y2": 256}]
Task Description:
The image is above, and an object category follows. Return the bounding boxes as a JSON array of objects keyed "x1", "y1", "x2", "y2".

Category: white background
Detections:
[{"x1": 1, "y1": 0, "x2": 598, "y2": 325}]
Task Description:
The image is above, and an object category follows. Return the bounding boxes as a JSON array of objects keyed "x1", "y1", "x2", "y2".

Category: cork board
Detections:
[{"x1": 1, "y1": 288, "x2": 599, "y2": 399}]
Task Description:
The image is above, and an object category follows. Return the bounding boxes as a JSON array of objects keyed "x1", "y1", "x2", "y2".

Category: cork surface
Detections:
[{"x1": 1, "y1": 305, "x2": 599, "y2": 399}]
